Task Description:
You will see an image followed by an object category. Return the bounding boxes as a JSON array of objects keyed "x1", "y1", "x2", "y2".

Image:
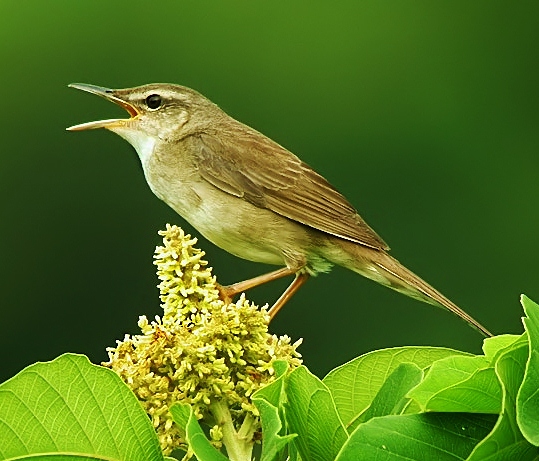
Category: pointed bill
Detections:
[
  {"x1": 67, "y1": 118, "x2": 127, "y2": 131},
  {"x1": 66, "y1": 83, "x2": 139, "y2": 131}
]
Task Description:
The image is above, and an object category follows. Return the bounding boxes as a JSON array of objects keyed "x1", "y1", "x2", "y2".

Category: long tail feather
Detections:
[
  {"x1": 372, "y1": 253, "x2": 492, "y2": 337},
  {"x1": 327, "y1": 240, "x2": 493, "y2": 337}
]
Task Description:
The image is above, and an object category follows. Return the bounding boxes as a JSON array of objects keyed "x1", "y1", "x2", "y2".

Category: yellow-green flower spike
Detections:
[{"x1": 104, "y1": 224, "x2": 302, "y2": 455}]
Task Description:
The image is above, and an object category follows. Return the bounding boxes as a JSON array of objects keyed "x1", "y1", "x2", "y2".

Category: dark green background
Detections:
[{"x1": 1, "y1": 1, "x2": 538, "y2": 384}]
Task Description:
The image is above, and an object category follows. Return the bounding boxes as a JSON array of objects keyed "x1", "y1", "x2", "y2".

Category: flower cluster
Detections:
[{"x1": 104, "y1": 224, "x2": 302, "y2": 454}]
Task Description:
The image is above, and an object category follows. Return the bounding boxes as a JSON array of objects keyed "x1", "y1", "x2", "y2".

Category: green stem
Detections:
[{"x1": 210, "y1": 400, "x2": 255, "y2": 461}]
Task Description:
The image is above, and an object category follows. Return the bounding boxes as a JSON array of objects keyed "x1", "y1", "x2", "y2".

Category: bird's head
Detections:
[{"x1": 67, "y1": 83, "x2": 217, "y2": 145}]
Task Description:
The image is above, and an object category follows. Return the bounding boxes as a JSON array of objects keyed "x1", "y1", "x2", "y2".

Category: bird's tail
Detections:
[{"x1": 325, "y1": 241, "x2": 493, "y2": 337}]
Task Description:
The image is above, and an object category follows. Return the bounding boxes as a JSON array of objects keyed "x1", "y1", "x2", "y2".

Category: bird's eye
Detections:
[{"x1": 145, "y1": 94, "x2": 162, "y2": 110}]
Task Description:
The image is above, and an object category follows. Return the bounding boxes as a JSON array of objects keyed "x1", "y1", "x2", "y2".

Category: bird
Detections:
[{"x1": 67, "y1": 83, "x2": 492, "y2": 336}]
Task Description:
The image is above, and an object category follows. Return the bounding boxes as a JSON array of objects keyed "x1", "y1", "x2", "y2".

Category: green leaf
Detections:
[
  {"x1": 353, "y1": 362, "x2": 423, "y2": 429},
  {"x1": 285, "y1": 366, "x2": 348, "y2": 461},
  {"x1": 253, "y1": 363, "x2": 288, "y2": 411},
  {"x1": 255, "y1": 399, "x2": 295, "y2": 461},
  {"x1": 407, "y1": 355, "x2": 502, "y2": 413},
  {"x1": 323, "y1": 346, "x2": 469, "y2": 427},
  {"x1": 170, "y1": 403, "x2": 228, "y2": 461},
  {"x1": 467, "y1": 341, "x2": 538, "y2": 460},
  {"x1": 336, "y1": 413, "x2": 496, "y2": 461},
  {"x1": 252, "y1": 368, "x2": 296, "y2": 461},
  {"x1": 272, "y1": 360, "x2": 289, "y2": 378},
  {"x1": 517, "y1": 295, "x2": 539, "y2": 446},
  {"x1": 483, "y1": 334, "x2": 523, "y2": 362},
  {"x1": 0, "y1": 353, "x2": 163, "y2": 461}
]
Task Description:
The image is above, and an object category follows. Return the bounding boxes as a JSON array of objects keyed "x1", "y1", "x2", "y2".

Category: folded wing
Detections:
[{"x1": 186, "y1": 128, "x2": 388, "y2": 251}]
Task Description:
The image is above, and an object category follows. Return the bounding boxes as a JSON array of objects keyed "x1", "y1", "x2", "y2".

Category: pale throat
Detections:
[
  {"x1": 111, "y1": 126, "x2": 157, "y2": 169},
  {"x1": 109, "y1": 111, "x2": 189, "y2": 171}
]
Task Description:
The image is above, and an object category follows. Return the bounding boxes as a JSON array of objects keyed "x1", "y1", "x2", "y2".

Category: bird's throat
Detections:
[{"x1": 110, "y1": 126, "x2": 157, "y2": 168}]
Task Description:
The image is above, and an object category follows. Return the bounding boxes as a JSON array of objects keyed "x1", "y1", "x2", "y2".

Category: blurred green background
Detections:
[{"x1": 1, "y1": 1, "x2": 538, "y2": 384}]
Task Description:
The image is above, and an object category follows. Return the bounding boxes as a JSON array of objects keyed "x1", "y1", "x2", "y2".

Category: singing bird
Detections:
[{"x1": 68, "y1": 83, "x2": 492, "y2": 336}]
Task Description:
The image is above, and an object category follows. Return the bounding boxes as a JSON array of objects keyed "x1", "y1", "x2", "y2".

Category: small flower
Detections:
[{"x1": 104, "y1": 224, "x2": 302, "y2": 455}]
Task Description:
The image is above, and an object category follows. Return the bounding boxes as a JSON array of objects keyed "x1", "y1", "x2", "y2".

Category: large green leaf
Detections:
[
  {"x1": 336, "y1": 413, "x2": 496, "y2": 461},
  {"x1": 467, "y1": 341, "x2": 538, "y2": 460},
  {"x1": 0, "y1": 353, "x2": 163, "y2": 461},
  {"x1": 285, "y1": 366, "x2": 348, "y2": 461},
  {"x1": 323, "y1": 346, "x2": 469, "y2": 428},
  {"x1": 518, "y1": 295, "x2": 539, "y2": 446},
  {"x1": 407, "y1": 355, "x2": 502, "y2": 413}
]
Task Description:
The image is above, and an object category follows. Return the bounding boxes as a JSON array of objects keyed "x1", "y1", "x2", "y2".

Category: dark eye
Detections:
[{"x1": 145, "y1": 94, "x2": 162, "y2": 110}]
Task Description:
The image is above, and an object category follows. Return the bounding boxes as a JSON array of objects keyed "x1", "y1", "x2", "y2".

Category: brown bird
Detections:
[{"x1": 67, "y1": 83, "x2": 492, "y2": 336}]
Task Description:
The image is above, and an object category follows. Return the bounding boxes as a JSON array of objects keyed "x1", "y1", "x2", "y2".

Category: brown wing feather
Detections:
[{"x1": 190, "y1": 128, "x2": 389, "y2": 250}]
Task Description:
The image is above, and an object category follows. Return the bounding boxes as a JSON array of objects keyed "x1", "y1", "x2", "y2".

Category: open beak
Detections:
[{"x1": 66, "y1": 83, "x2": 139, "y2": 131}]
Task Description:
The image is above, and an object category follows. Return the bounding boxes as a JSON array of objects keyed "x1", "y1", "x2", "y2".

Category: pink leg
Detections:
[{"x1": 218, "y1": 267, "x2": 296, "y2": 303}]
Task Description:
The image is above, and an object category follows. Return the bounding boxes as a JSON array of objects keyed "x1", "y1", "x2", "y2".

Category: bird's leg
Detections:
[
  {"x1": 217, "y1": 267, "x2": 296, "y2": 303},
  {"x1": 268, "y1": 272, "x2": 310, "y2": 320}
]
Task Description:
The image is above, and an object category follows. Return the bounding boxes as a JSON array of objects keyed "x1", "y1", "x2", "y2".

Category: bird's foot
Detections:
[
  {"x1": 216, "y1": 267, "x2": 296, "y2": 305},
  {"x1": 216, "y1": 283, "x2": 236, "y2": 304}
]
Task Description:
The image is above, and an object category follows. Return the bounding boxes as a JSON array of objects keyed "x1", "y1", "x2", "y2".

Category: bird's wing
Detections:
[{"x1": 187, "y1": 129, "x2": 389, "y2": 250}]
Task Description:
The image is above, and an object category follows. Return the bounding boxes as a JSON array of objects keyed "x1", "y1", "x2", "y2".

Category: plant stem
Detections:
[{"x1": 210, "y1": 400, "x2": 254, "y2": 461}]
